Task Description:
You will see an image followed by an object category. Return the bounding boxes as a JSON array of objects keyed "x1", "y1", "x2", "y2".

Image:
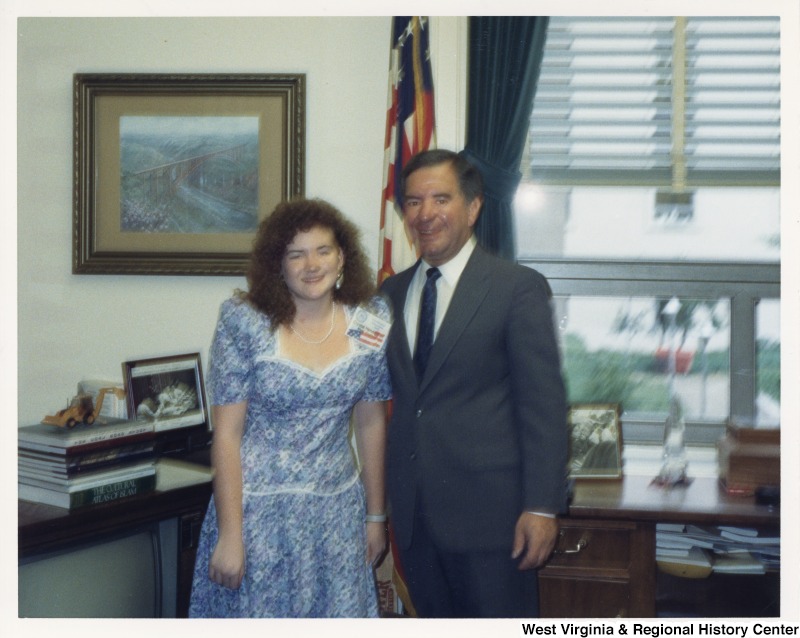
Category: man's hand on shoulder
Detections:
[{"x1": 511, "y1": 512, "x2": 559, "y2": 570}]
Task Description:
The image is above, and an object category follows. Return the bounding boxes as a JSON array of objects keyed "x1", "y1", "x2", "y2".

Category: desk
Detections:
[
  {"x1": 19, "y1": 458, "x2": 213, "y2": 617},
  {"x1": 539, "y1": 474, "x2": 779, "y2": 618}
]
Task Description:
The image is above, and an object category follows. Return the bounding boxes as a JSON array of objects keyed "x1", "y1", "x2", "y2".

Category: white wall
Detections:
[{"x1": 15, "y1": 16, "x2": 466, "y2": 426}]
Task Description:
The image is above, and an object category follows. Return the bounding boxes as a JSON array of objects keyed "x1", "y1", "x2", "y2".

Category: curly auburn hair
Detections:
[{"x1": 244, "y1": 198, "x2": 376, "y2": 328}]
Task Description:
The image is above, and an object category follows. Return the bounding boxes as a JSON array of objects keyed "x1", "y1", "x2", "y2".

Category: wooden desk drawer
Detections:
[
  {"x1": 546, "y1": 520, "x2": 634, "y2": 576},
  {"x1": 539, "y1": 518, "x2": 656, "y2": 618}
]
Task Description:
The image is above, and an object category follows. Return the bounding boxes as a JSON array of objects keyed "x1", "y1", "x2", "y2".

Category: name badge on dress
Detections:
[{"x1": 346, "y1": 308, "x2": 391, "y2": 351}]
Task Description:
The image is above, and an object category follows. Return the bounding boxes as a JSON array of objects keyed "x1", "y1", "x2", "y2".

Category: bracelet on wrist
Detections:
[{"x1": 365, "y1": 513, "x2": 387, "y2": 523}]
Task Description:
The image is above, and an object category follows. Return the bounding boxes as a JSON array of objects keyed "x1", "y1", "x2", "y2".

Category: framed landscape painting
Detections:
[
  {"x1": 73, "y1": 73, "x2": 305, "y2": 275},
  {"x1": 567, "y1": 403, "x2": 623, "y2": 479}
]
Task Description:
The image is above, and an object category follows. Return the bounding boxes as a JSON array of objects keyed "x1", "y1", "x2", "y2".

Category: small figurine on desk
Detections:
[
  {"x1": 41, "y1": 388, "x2": 114, "y2": 428},
  {"x1": 652, "y1": 395, "x2": 693, "y2": 487}
]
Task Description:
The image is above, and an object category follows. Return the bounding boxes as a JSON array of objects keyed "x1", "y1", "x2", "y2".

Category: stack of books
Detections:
[{"x1": 18, "y1": 418, "x2": 157, "y2": 509}]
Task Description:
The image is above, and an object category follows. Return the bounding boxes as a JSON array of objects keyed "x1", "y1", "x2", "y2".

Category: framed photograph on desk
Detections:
[
  {"x1": 124, "y1": 353, "x2": 208, "y2": 433},
  {"x1": 567, "y1": 403, "x2": 622, "y2": 478}
]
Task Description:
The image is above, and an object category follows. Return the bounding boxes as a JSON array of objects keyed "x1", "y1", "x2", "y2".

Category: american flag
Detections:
[
  {"x1": 348, "y1": 326, "x2": 386, "y2": 348},
  {"x1": 377, "y1": 16, "x2": 437, "y2": 284},
  {"x1": 376, "y1": 20, "x2": 435, "y2": 616}
]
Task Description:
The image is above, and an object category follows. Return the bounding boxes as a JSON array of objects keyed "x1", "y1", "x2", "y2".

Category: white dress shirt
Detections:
[{"x1": 403, "y1": 236, "x2": 477, "y2": 354}]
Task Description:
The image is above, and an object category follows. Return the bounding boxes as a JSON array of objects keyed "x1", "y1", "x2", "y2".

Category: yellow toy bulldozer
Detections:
[{"x1": 41, "y1": 388, "x2": 117, "y2": 428}]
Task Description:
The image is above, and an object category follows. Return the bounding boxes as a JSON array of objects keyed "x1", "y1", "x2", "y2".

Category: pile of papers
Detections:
[{"x1": 656, "y1": 523, "x2": 779, "y2": 578}]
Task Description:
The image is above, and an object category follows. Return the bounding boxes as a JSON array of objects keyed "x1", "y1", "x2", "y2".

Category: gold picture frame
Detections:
[
  {"x1": 73, "y1": 73, "x2": 305, "y2": 275},
  {"x1": 567, "y1": 403, "x2": 623, "y2": 479}
]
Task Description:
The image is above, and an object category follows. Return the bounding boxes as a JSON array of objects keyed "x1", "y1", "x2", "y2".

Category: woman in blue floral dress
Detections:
[{"x1": 189, "y1": 199, "x2": 391, "y2": 618}]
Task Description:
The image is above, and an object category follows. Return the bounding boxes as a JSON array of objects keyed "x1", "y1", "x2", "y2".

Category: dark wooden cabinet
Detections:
[
  {"x1": 18, "y1": 458, "x2": 212, "y2": 618},
  {"x1": 539, "y1": 475, "x2": 779, "y2": 618}
]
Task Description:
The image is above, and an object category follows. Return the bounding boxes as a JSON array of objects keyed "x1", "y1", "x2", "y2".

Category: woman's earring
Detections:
[{"x1": 335, "y1": 271, "x2": 344, "y2": 290}]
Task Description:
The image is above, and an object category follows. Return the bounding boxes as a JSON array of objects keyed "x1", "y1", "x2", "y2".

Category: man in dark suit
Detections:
[{"x1": 381, "y1": 149, "x2": 568, "y2": 618}]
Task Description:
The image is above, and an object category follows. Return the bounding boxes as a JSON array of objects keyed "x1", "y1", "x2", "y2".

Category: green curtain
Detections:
[{"x1": 462, "y1": 16, "x2": 549, "y2": 260}]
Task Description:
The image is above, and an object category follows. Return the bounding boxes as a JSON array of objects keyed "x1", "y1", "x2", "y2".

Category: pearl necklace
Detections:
[{"x1": 289, "y1": 303, "x2": 337, "y2": 344}]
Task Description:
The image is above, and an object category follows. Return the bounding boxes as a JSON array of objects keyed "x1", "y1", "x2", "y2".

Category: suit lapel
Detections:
[{"x1": 419, "y1": 247, "x2": 492, "y2": 391}]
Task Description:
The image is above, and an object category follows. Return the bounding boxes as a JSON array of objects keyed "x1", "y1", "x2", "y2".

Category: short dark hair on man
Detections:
[
  {"x1": 244, "y1": 198, "x2": 376, "y2": 328},
  {"x1": 400, "y1": 149, "x2": 484, "y2": 205}
]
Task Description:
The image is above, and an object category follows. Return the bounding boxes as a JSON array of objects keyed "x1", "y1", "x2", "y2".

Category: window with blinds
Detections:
[
  {"x1": 513, "y1": 16, "x2": 782, "y2": 441},
  {"x1": 526, "y1": 16, "x2": 781, "y2": 187}
]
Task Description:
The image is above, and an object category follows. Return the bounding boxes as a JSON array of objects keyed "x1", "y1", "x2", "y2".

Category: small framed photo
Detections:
[
  {"x1": 123, "y1": 353, "x2": 208, "y2": 433},
  {"x1": 568, "y1": 404, "x2": 623, "y2": 479}
]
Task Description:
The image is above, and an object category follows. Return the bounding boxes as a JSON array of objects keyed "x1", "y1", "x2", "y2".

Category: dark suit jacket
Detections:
[{"x1": 381, "y1": 245, "x2": 568, "y2": 553}]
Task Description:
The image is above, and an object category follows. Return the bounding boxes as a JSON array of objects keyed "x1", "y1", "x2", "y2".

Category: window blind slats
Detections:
[{"x1": 527, "y1": 16, "x2": 781, "y2": 186}]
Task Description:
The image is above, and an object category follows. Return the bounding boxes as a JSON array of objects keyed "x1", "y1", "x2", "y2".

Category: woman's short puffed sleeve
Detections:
[
  {"x1": 358, "y1": 295, "x2": 393, "y2": 402},
  {"x1": 207, "y1": 298, "x2": 255, "y2": 405}
]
